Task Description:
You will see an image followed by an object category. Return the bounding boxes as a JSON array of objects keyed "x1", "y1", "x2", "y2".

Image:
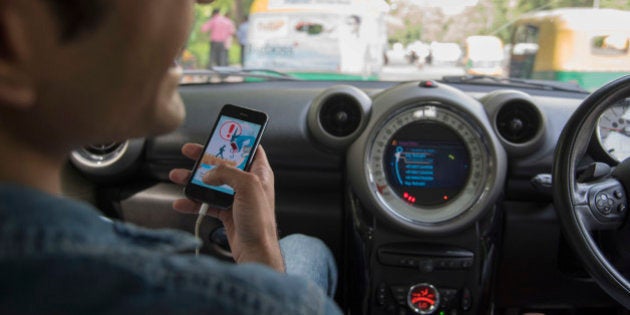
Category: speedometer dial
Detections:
[{"x1": 597, "y1": 98, "x2": 630, "y2": 162}]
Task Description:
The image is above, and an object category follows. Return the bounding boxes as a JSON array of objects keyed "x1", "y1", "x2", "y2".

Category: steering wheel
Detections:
[{"x1": 553, "y1": 75, "x2": 630, "y2": 308}]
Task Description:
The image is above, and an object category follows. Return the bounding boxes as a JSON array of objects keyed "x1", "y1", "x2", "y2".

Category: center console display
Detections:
[{"x1": 384, "y1": 122, "x2": 470, "y2": 206}]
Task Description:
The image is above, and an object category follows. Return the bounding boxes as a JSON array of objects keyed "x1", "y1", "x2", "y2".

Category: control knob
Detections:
[{"x1": 407, "y1": 283, "x2": 440, "y2": 314}]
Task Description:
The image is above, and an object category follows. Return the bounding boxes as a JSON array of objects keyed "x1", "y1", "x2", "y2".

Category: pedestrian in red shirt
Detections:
[{"x1": 202, "y1": 9, "x2": 236, "y2": 67}]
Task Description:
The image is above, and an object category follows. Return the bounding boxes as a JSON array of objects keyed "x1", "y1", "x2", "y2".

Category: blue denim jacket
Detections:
[{"x1": 0, "y1": 184, "x2": 342, "y2": 315}]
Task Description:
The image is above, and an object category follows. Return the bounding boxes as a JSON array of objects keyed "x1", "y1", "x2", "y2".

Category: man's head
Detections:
[
  {"x1": 0, "y1": 0, "x2": 199, "y2": 154},
  {"x1": 38, "y1": 0, "x2": 109, "y2": 42}
]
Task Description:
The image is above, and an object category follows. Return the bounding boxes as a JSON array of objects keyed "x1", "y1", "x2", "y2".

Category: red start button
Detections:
[
  {"x1": 419, "y1": 80, "x2": 437, "y2": 88},
  {"x1": 408, "y1": 283, "x2": 440, "y2": 314}
]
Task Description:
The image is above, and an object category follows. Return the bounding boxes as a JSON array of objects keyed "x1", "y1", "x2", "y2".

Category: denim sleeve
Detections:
[
  {"x1": 0, "y1": 185, "x2": 343, "y2": 314},
  {"x1": 0, "y1": 250, "x2": 343, "y2": 315},
  {"x1": 122, "y1": 255, "x2": 342, "y2": 315}
]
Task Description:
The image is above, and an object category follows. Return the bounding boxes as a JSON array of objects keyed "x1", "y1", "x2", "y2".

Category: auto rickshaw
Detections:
[{"x1": 509, "y1": 8, "x2": 630, "y2": 91}]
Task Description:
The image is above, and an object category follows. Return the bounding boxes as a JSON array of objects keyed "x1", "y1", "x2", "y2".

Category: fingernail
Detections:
[{"x1": 202, "y1": 170, "x2": 214, "y2": 182}]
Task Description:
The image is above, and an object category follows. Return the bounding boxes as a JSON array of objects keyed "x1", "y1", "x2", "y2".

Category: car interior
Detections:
[
  {"x1": 43, "y1": 1, "x2": 630, "y2": 314},
  {"x1": 62, "y1": 72, "x2": 630, "y2": 314}
]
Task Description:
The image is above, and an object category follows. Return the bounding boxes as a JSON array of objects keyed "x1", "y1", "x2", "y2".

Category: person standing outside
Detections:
[
  {"x1": 236, "y1": 15, "x2": 250, "y2": 66},
  {"x1": 202, "y1": 9, "x2": 235, "y2": 67}
]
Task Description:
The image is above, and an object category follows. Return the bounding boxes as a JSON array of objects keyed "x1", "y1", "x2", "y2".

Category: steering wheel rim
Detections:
[{"x1": 553, "y1": 75, "x2": 630, "y2": 308}]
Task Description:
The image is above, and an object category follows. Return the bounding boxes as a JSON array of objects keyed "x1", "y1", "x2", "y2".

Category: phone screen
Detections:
[{"x1": 190, "y1": 115, "x2": 263, "y2": 195}]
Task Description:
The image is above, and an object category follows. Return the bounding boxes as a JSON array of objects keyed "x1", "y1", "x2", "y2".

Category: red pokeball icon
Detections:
[{"x1": 219, "y1": 121, "x2": 242, "y2": 141}]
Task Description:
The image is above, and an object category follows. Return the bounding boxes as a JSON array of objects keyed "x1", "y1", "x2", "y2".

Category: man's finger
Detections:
[
  {"x1": 249, "y1": 146, "x2": 273, "y2": 184},
  {"x1": 182, "y1": 143, "x2": 204, "y2": 161},
  {"x1": 203, "y1": 164, "x2": 256, "y2": 193},
  {"x1": 251, "y1": 146, "x2": 270, "y2": 168},
  {"x1": 173, "y1": 198, "x2": 201, "y2": 214},
  {"x1": 169, "y1": 168, "x2": 192, "y2": 185}
]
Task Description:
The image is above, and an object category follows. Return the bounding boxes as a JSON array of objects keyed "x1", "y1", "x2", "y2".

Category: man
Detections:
[
  {"x1": 236, "y1": 15, "x2": 249, "y2": 66},
  {"x1": 339, "y1": 15, "x2": 367, "y2": 75},
  {"x1": 202, "y1": 9, "x2": 236, "y2": 67},
  {"x1": 0, "y1": 0, "x2": 341, "y2": 314}
]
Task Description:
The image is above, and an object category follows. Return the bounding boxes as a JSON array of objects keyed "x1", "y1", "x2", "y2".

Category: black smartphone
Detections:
[{"x1": 184, "y1": 104, "x2": 269, "y2": 208}]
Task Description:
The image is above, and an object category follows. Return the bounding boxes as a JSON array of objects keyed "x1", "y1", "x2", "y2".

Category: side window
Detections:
[
  {"x1": 509, "y1": 24, "x2": 539, "y2": 79},
  {"x1": 512, "y1": 24, "x2": 539, "y2": 54},
  {"x1": 592, "y1": 35, "x2": 629, "y2": 56}
]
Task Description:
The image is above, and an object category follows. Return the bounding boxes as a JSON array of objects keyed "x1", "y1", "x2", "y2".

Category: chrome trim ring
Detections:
[{"x1": 365, "y1": 104, "x2": 492, "y2": 224}]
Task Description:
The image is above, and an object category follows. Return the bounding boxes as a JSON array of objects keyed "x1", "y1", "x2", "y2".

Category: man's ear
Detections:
[{"x1": 0, "y1": 3, "x2": 36, "y2": 110}]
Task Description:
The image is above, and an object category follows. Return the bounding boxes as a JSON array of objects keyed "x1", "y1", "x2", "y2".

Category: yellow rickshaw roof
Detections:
[{"x1": 518, "y1": 8, "x2": 630, "y2": 31}]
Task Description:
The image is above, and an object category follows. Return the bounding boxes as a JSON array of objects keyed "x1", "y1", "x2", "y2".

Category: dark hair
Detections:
[
  {"x1": 0, "y1": 0, "x2": 107, "y2": 60},
  {"x1": 39, "y1": 0, "x2": 109, "y2": 42}
]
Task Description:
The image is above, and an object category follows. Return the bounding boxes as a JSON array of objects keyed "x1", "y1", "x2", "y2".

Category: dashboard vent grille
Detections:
[
  {"x1": 72, "y1": 142, "x2": 127, "y2": 167},
  {"x1": 70, "y1": 139, "x2": 145, "y2": 182},
  {"x1": 318, "y1": 94, "x2": 363, "y2": 137},
  {"x1": 496, "y1": 101, "x2": 541, "y2": 144},
  {"x1": 84, "y1": 142, "x2": 123, "y2": 156}
]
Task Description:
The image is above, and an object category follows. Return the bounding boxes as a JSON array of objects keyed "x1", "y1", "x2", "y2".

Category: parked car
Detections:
[
  {"x1": 463, "y1": 35, "x2": 505, "y2": 76},
  {"x1": 429, "y1": 42, "x2": 462, "y2": 66}
]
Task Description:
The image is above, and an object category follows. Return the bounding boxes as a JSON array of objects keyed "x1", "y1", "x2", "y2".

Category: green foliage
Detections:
[
  {"x1": 229, "y1": 43, "x2": 242, "y2": 65},
  {"x1": 185, "y1": 6, "x2": 213, "y2": 68},
  {"x1": 390, "y1": 23, "x2": 423, "y2": 45},
  {"x1": 186, "y1": 1, "x2": 252, "y2": 68},
  {"x1": 487, "y1": 0, "x2": 512, "y2": 42}
]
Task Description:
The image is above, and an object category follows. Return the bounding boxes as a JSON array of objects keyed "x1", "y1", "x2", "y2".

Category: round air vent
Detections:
[
  {"x1": 70, "y1": 139, "x2": 144, "y2": 182},
  {"x1": 481, "y1": 90, "x2": 546, "y2": 156},
  {"x1": 318, "y1": 94, "x2": 362, "y2": 137},
  {"x1": 82, "y1": 142, "x2": 125, "y2": 159},
  {"x1": 496, "y1": 101, "x2": 540, "y2": 143},
  {"x1": 308, "y1": 85, "x2": 372, "y2": 150},
  {"x1": 73, "y1": 142, "x2": 127, "y2": 167}
]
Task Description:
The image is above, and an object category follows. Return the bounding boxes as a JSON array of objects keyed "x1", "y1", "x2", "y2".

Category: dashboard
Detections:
[{"x1": 67, "y1": 79, "x2": 626, "y2": 314}]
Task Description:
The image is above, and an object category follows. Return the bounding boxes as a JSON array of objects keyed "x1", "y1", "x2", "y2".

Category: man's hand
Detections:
[{"x1": 169, "y1": 143, "x2": 284, "y2": 272}]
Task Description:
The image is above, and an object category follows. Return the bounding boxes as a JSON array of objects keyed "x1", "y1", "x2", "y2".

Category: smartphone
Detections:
[{"x1": 184, "y1": 104, "x2": 268, "y2": 208}]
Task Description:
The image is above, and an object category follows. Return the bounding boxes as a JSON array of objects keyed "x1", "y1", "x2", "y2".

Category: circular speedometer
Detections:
[
  {"x1": 367, "y1": 105, "x2": 492, "y2": 224},
  {"x1": 597, "y1": 98, "x2": 630, "y2": 162}
]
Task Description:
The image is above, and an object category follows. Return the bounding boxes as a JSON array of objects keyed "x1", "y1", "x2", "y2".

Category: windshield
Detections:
[{"x1": 181, "y1": 0, "x2": 630, "y2": 91}]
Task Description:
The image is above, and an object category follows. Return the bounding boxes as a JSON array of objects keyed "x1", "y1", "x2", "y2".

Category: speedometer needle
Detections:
[{"x1": 601, "y1": 126, "x2": 630, "y2": 137}]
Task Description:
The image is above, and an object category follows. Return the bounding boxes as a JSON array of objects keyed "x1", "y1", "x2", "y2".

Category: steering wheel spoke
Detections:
[{"x1": 575, "y1": 179, "x2": 628, "y2": 231}]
